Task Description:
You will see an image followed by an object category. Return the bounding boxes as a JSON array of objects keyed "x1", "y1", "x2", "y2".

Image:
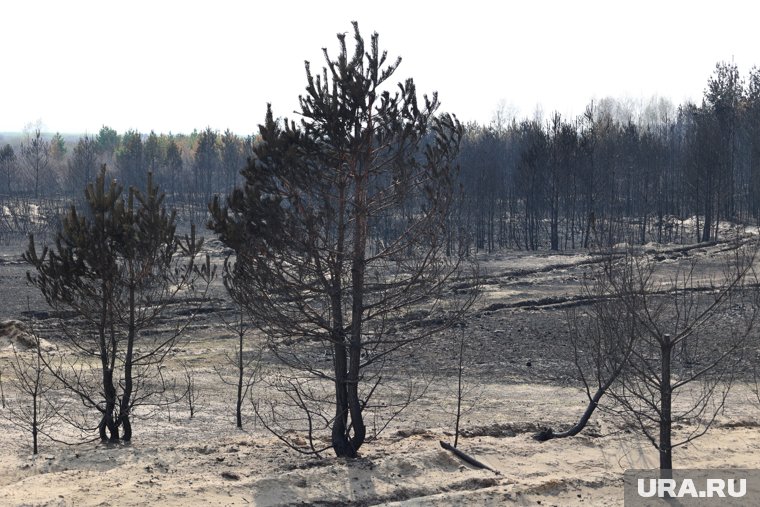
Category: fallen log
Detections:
[{"x1": 439, "y1": 441, "x2": 500, "y2": 475}]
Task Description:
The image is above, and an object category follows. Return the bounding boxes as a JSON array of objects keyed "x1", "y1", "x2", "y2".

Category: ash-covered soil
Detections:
[{"x1": 2, "y1": 232, "x2": 760, "y2": 506}]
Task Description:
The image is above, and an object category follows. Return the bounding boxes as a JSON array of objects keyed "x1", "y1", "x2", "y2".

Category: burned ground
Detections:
[{"x1": 2, "y1": 233, "x2": 760, "y2": 506}]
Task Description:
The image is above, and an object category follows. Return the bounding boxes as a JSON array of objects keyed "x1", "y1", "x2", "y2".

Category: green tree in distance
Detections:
[
  {"x1": 96, "y1": 125, "x2": 120, "y2": 157},
  {"x1": 49, "y1": 132, "x2": 67, "y2": 161},
  {"x1": 0, "y1": 144, "x2": 16, "y2": 194},
  {"x1": 21, "y1": 129, "x2": 50, "y2": 198},
  {"x1": 68, "y1": 136, "x2": 98, "y2": 196}
]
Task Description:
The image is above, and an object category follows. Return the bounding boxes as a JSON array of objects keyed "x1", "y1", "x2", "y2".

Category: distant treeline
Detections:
[
  {"x1": 1, "y1": 61, "x2": 759, "y2": 251},
  {"x1": 458, "y1": 62, "x2": 760, "y2": 251},
  {"x1": 0, "y1": 127, "x2": 254, "y2": 209}
]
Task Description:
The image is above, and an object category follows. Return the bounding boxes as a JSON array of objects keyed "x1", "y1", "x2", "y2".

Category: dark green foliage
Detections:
[
  {"x1": 221, "y1": 129, "x2": 244, "y2": 192},
  {"x1": 0, "y1": 143, "x2": 16, "y2": 194},
  {"x1": 49, "y1": 132, "x2": 67, "y2": 161},
  {"x1": 115, "y1": 130, "x2": 145, "y2": 191},
  {"x1": 210, "y1": 22, "x2": 466, "y2": 458},
  {"x1": 144, "y1": 131, "x2": 162, "y2": 176},
  {"x1": 193, "y1": 127, "x2": 219, "y2": 205},
  {"x1": 164, "y1": 137, "x2": 184, "y2": 202},
  {"x1": 67, "y1": 136, "x2": 98, "y2": 197},
  {"x1": 25, "y1": 166, "x2": 211, "y2": 442},
  {"x1": 96, "y1": 125, "x2": 120, "y2": 156},
  {"x1": 20, "y1": 130, "x2": 50, "y2": 198}
]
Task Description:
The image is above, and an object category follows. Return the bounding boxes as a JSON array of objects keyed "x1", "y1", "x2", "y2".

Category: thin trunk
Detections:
[
  {"x1": 119, "y1": 280, "x2": 136, "y2": 442},
  {"x1": 101, "y1": 369, "x2": 119, "y2": 442},
  {"x1": 714, "y1": 203, "x2": 720, "y2": 241},
  {"x1": 696, "y1": 213, "x2": 701, "y2": 243},
  {"x1": 534, "y1": 384, "x2": 605, "y2": 441},
  {"x1": 550, "y1": 194, "x2": 559, "y2": 251},
  {"x1": 236, "y1": 318, "x2": 244, "y2": 429},
  {"x1": 454, "y1": 334, "x2": 465, "y2": 448},
  {"x1": 657, "y1": 210, "x2": 663, "y2": 244},
  {"x1": 640, "y1": 213, "x2": 647, "y2": 245},
  {"x1": 535, "y1": 334, "x2": 635, "y2": 442},
  {"x1": 99, "y1": 302, "x2": 119, "y2": 442},
  {"x1": 32, "y1": 420, "x2": 38, "y2": 454},
  {"x1": 32, "y1": 338, "x2": 41, "y2": 454},
  {"x1": 534, "y1": 365, "x2": 621, "y2": 442},
  {"x1": 584, "y1": 211, "x2": 594, "y2": 249},
  {"x1": 570, "y1": 193, "x2": 576, "y2": 249},
  {"x1": 659, "y1": 334, "x2": 673, "y2": 470},
  {"x1": 32, "y1": 380, "x2": 38, "y2": 454},
  {"x1": 702, "y1": 189, "x2": 712, "y2": 242}
]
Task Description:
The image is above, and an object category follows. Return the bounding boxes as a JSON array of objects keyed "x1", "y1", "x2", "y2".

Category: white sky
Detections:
[{"x1": 2, "y1": 0, "x2": 758, "y2": 135}]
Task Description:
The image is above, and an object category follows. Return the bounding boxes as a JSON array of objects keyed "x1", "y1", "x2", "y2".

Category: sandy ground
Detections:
[
  {"x1": 2, "y1": 382, "x2": 760, "y2": 507},
  {"x1": 2, "y1": 234, "x2": 760, "y2": 506}
]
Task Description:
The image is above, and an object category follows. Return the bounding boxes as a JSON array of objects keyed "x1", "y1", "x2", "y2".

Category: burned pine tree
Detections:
[
  {"x1": 210, "y1": 22, "x2": 472, "y2": 458},
  {"x1": 25, "y1": 166, "x2": 212, "y2": 442}
]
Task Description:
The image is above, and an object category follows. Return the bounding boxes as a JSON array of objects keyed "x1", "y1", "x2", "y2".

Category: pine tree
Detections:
[
  {"x1": 193, "y1": 128, "x2": 219, "y2": 205},
  {"x1": 67, "y1": 136, "x2": 98, "y2": 197},
  {"x1": 0, "y1": 143, "x2": 16, "y2": 195},
  {"x1": 20, "y1": 129, "x2": 50, "y2": 198},
  {"x1": 25, "y1": 166, "x2": 211, "y2": 442},
  {"x1": 116, "y1": 130, "x2": 145, "y2": 191},
  {"x1": 210, "y1": 22, "x2": 469, "y2": 458}
]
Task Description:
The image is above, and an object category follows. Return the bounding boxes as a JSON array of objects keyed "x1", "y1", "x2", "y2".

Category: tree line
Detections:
[
  {"x1": 0, "y1": 126, "x2": 254, "y2": 209},
  {"x1": 459, "y1": 62, "x2": 760, "y2": 252},
  {"x1": 3, "y1": 62, "x2": 759, "y2": 252}
]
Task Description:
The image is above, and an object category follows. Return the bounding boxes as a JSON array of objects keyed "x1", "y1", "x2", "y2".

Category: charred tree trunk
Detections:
[
  {"x1": 236, "y1": 327, "x2": 244, "y2": 429},
  {"x1": 534, "y1": 332, "x2": 635, "y2": 442},
  {"x1": 330, "y1": 281, "x2": 355, "y2": 457},
  {"x1": 584, "y1": 211, "x2": 595, "y2": 249},
  {"x1": 100, "y1": 367, "x2": 119, "y2": 442},
  {"x1": 97, "y1": 276, "x2": 119, "y2": 442},
  {"x1": 702, "y1": 192, "x2": 712, "y2": 242},
  {"x1": 550, "y1": 196, "x2": 559, "y2": 251},
  {"x1": 340, "y1": 159, "x2": 369, "y2": 458},
  {"x1": 119, "y1": 281, "x2": 136, "y2": 442},
  {"x1": 533, "y1": 367, "x2": 622, "y2": 442},
  {"x1": 332, "y1": 338, "x2": 353, "y2": 457},
  {"x1": 659, "y1": 333, "x2": 673, "y2": 470},
  {"x1": 106, "y1": 326, "x2": 119, "y2": 443},
  {"x1": 440, "y1": 441, "x2": 500, "y2": 474},
  {"x1": 329, "y1": 173, "x2": 358, "y2": 458},
  {"x1": 32, "y1": 385, "x2": 38, "y2": 454}
]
